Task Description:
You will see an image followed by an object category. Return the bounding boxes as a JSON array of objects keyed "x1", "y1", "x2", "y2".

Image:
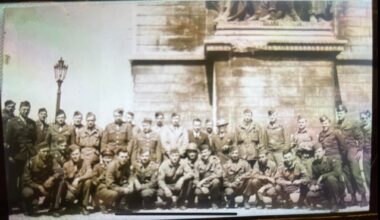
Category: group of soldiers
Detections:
[{"x1": 1, "y1": 99, "x2": 372, "y2": 216}]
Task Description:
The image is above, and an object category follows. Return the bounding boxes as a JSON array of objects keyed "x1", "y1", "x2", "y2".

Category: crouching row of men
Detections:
[{"x1": 21, "y1": 141, "x2": 352, "y2": 216}]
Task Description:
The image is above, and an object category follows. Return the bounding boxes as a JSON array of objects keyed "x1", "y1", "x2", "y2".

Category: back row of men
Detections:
[{"x1": 2, "y1": 100, "x2": 372, "y2": 216}]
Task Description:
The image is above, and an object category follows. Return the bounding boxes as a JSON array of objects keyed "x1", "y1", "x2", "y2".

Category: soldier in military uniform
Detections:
[
  {"x1": 153, "y1": 111, "x2": 165, "y2": 134},
  {"x1": 307, "y1": 146, "x2": 346, "y2": 213},
  {"x1": 2, "y1": 99, "x2": 16, "y2": 129},
  {"x1": 204, "y1": 119, "x2": 214, "y2": 146},
  {"x1": 131, "y1": 118, "x2": 162, "y2": 165},
  {"x1": 101, "y1": 108, "x2": 133, "y2": 154},
  {"x1": 21, "y1": 143, "x2": 62, "y2": 216},
  {"x1": 183, "y1": 143, "x2": 199, "y2": 207},
  {"x1": 223, "y1": 147, "x2": 251, "y2": 209},
  {"x1": 318, "y1": 115, "x2": 346, "y2": 161},
  {"x1": 188, "y1": 118, "x2": 210, "y2": 150},
  {"x1": 358, "y1": 110, "x2": 371, "y2": 199},
  {"x1": 96, "y1": 147, "x2": 134, "y2": 212},
  {"x1": 335, "y1": 105, "x2": 367, "y2": 206},
  {"x1": 45, "y1": 109, "x2": 75, "y2": 158},
  {"x1": 264, "y1": 110, "x2": 288, "y2": 166},
  {"x1": 235, "y1": 109, "x2": 263, "y2": 167},
  {"x1": 157, "y1": 148, "x2": 194, "y2": 209},
  {"x1": 211, "y1": 118, "x2": 235, "y2": 165},
  {"x1": 270, "y1": 149, "x2": 309, "y2": 208},
  {"x1": 290, "y1": 115, "x2": 317, "y2": 160},
  {"x1": 71, "y1": 111, "x2": 84, "y2": 144},
  {"x1": 35, "y1": 108, "x2": 49, "y2": 145},
  {"x1": 77, "y1": 112, "x2": 102, "y2": 164},
  {"x1": 161, "y1": 113, "x2": 189, "y2": 157},
  {"x1": 132, "y1": 150, "x2": 159, "y2": 209},
  {"x1": 244, "y1": 150, "x2": 277, "y2": 209},
  {"x1": 194, "y1": 144, "x2": 223, "y2": 209},
  {"x1": 126, "y1": 111, "x2": 141, "y2": 136},
  {"x1": 53, "y1": 144, "x2": 93, "y2": 216},
  {"x1": 5, "y1": 101, "x2": 37, "y2": 210}
]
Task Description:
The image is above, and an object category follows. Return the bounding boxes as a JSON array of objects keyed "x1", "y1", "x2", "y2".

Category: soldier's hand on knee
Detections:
[{"x1": 43, "y1": 177, "x2": 55, "y2": 189}]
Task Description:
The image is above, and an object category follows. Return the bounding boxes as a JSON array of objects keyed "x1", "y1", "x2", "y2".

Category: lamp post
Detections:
[{"x1": 54, "y1": 58, "x2": 68, "y2": 115}]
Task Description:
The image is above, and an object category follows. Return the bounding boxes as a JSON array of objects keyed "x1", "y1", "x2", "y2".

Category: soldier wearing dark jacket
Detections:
[
  {"x1": 188, "y1": 118, "x2": 210, "y2": 150},
  {"x1": 21, "y1": 143, "x2": 62, "y2": 216},
  {"x1": 223, "y1": 147, "x2": 251, "y2": 209},
  {"x1": 132, "y1": 150, "x2": 159, "y2": 209},
  {"x1": 307, "y1": 146, "x2": 346, "y2": 213},
  {"x1": 318, "y1": 116, "x2": 346, "y2": 161},
  {"x1": 71, "y1": 111, "x2": 84, "y2": 144},
  {"x1": 5, "y1": 101, "x2": 37, "y2": 209},
  {"x1": 2, "y1": 99, "x2": 16, "y2": 129},
  {"x1": 35, "y1": 108, "x2": 49, "y2": 145},
  {"x1": 358, "y1": 110, "x2": 371, "y2": 198},
  {"x1": 194, "y1": 144, "x2": 223, "y2": 209},
  {"x1": 211, "y1": 119, "x2": 235, "y2": 165}
]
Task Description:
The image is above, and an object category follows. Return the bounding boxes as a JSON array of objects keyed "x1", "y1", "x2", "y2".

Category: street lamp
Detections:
[{"x1": 54, "y1": 58, "x2": 68, "y2": 115}]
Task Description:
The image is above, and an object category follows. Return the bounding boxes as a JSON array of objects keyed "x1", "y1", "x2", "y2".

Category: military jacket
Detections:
[
  {"x1": 106, "y1": 159, "x2": 134, "y2": 193},
  {"x1": 235, "y1": 121, "x2": 263, "y2": 160},
  {"x1": 264, "y1": 122, "x2": 287, "y2": 152},
  {"x1": 91, "y1": 162, "x2": 107, "y2": 187},
  {"x1": 194, "y1": 155, "x2": 223, "y2": 182},
  {"x1": 22, "y1": 155, "x2": 61, "y2": 188},
  {"x1": 158, "y1": 159, "x2": 193, "y2": 186},
  {"x1": 188, "y1": 130, "x2": 210, "y2": 149},
  {"x1": 161, "y1": 125, "x2": 189, "y2": 155},
  {"x1": 2, "y1": 109, "x2": 14, "y2": 130},
  {"x1": 291, "y1": 128, "x2": 316, "y2": 155},
  {"x1": 223, "y1": 159, "x2": 251, "y2": 186},
  {"x1": 77, "y1": 127, "x2": 102, "y2": 150},
  {"x1": 63, "y1": 159, "x2": 92, "y2": 182},
  {"x1": 45, "y1": 123, "x2": 75, "y2": 151},
  {"x1": 275, "y1": 161, "x2": 309, "y2": 183},
  {"x1": 311, "y1": 156, "x2": 342, "y2": 181},
  {"x1": 131, "y1": 130, "x2": 162, "y2": 164},
  {"x1": 318, "y1": 128, "x2": 346, "y2": 160},
  {"x1": 335, "y1": 119, "x2": 361, "y2": 149},
  {"x1": 35, "y1": 120, "x2": 48, "y2": 145},
  {"x1": 134, "y1": 161, "x2": 159, "y2": 189},
  {"x1": 359, "y1": 124, "x2": 371, "y2": 156},
  {"x1": 211, "y1": 132, "x2": 235, "y2": 164},
  {"x1": 101, "y1": 122, "x2": 133, "y2": 153},
  {"x1": 252, "y1": 159, "x2": 277, "y2": 178}
]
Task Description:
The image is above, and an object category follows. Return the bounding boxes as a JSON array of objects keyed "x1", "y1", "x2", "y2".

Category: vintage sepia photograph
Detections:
[{"x1": 0, "y1": 0, "x2": 375, "y2": 219}]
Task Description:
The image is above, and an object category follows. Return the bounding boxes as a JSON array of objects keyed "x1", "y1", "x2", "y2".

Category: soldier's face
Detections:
[
  {"x1": 38, "y1": 111, "x2": 48, "y2": 121},
  {"x1": 243, "y1": 112, "x2": 252, "y2": 123},
  {"x1": 187, "y1": 150, "x2": 197, "y2": 160},
  {"x1": 298, "y1": 118, "x2": 307, "y2": 130},
  {"x1": 269, "y1": 113, "x2": 277, "y2": 123},
  {"x1": 19, "y1": 106, "x2": 30, "y2": 118},
  {"x1": 156, "y1": 115, "x2": 164, "y2": 126},
  {"x1": 113, "y1": 112, "x2": 123, "y2": 124},
  {"x1": 360, "y1": 113, "x2": 371, "y2": 127},
  {"x1": 126, "y1": 114, "x2": 133, "y2": 123},
  {"x1": 140, "y1": 152, "x2": 150, "y2": 164},
  {"x1": 58, "y1": 142, "x2": 67, "y2": 151},
  {"x1": 336, "y1": 111, "x2": 346, "y2": 121},
  {"x1": 193, "y1": 120, "x2": 201, "y2": 133},
  {"x1": 56, "y1": 114, "x2": 66, "y2": 125},
  {"x1": 71, "y1": 149, "x2": 81, "y2": 162},
  {"x1": 230, "y1": 150, "x2": 239, "y2": 161},
  {"x1": 258, "y1": 153, "x2": 267, "y2": 164},
  {"x1": 322, "y1": 120, "x2": 330, "y2": 131},
  {"x1": 118, "y1": 152, "x2": 129, "y2": 165},
  {"x1": 73, "y1": 115, "x2": 83, "y2": 125},
  {"x1": 39, "y1": 148, "x2": 50, "y2": 161},
  {"x1": 142, "y1": 122, "x2": 152, "y2": 133},
  {"x1": 205, "y1": 122, "x2": 213, "y2": 133},
  {"x1": 102, "y1": 155, "x2": 113, "y2": 165},
  {"x1": 200, "y1": 149, "x2": 211, "y2": 161},
  {"x1": 171, "y1": 116, "x2": 180, "y2": 126},
  {"x1": 315, "y1": 148, "x2": 325, "y2": 160},
  {"x1": 5, "y1": 104, "x2": 15, "y2": 113},
  {"x1": 283, "y1": 152, "x2": 294, "y2": 168},
  {"x1": 169, "y1": 152, "x2": 180, "y2": 164},
  {"x1": 86, "y1": 116, "x2": 96, "y2": 129}
]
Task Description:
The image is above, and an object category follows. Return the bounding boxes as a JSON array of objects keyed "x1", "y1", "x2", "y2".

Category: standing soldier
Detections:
[
  {"x1": 194, "y1": 144, "x2": 223, "y2": 209},
  {"x1": 318, "y1": 115, "x2": 346, "y2": 161},
  {"x1": 157, "y1": 148, "x2": 194, "y2": 209},
  {"x1": 96, "y1": 147, "x2": 134, "y2": 212},
  {"x1": 131, "y1": 118, "x2": 162, "y2": 165},
  {"x1": 263, "y1": 109, "x2": 287, "y2": 166},
  {"x1": 101, "y1": 108, "x2": 133, "y2": 154},
  {"x1": 244, "y1": 150, "x2": 277, "y2": 209},
  {"x1": 21, "y1": 142, "x2": 62, "y2": 216},
  {"x1": 5, "y1": 101, "x2": 37, "y2": 210},
  {"x1": 45, "y1": 109, "x2": 75, "y2": 157},
  {"x1": 71, "y1": 111, "x2": 84, "y2": 144},
  {"x1": 153, "y1": 111, "x2": 165, "y2": 135},
  {"x1": 35, "y1": 108, "x2": 49, "y2": 145},
  {"x1": 223, "y1": 147, "x2": 252, "y2": 209},
  {"x1": 53, "y1": 145, "x2": 92, "y2": 216},
  {"x1": 235, "y1": 109, "x2": 263, "y2": 167},
  {"x1": 2, "y1": 99, "x2": 16, "y2": 129},
  {"x1": 290, "y1": 115, "x2": 317, "y2": 160},
  {"x1": 307, "y1": 146, "x2": 346, "y2": 213},
  {"x1": 161, "y1": 113, "x2": 189, "y2": 157},
  {"x1": 91, "y1": 148, "x2": 114, "y2": 213},
  {"x1": 271, "y1": 149, "x2": 309, "y2": 208},
  {"x1": 188, "y1": 118, "x2": 210, "y2": 149},
  {"x1": 358, "y1": 110, "x2": 371, "y2": 202},
  {"x1": 126, "y1": 111, "x2": 141, "y2": 136},
  {"x1": 77, "y1": 112, "x2": 102, "y2": 163},
  {"x1": 204, "y1": 119, "x2": 214, "y2": 146},
  {"x1": 211, "y1": 119, "x2": 234, "y2": 164},
  {"x1": 133, "y1": 150, "x2": 159, "y2": 209},
  {"x1": 183, "y1": 143, "x2": 199, "y2": 207},
  {"x1": 335, "y1": 105, "x2": 367, "y2": 206}
]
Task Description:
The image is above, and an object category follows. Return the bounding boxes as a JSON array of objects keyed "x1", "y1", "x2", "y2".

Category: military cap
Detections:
[
  {"x1": 155, "y1": 111, "x2": 164, "y2": 118},
  {"x1": 101, "y1": 148, "x2": 114, "y2": 156},
  {"x1": 114, "y1": 108, "x2": 124, "y2": 115},
  {"x1": 186, "y1": 143, "x2": 198, "y2": 152},
  {"x1": 20, "y1": 101, "x2": 31, "y2": 108},
  {"x1": 68, "y1": 144, "x2": 81, "y2": 153},
  {"x1": 171, "y1": 112, "x2": 179, "y2": 118},
  {"x1": 56, "y1": 109, "x2": 66, "y2": 117},
  {"x1": 38, "y1": 108, "x2": 47, "y2": 113},
  {"x1": 217, "y1": 118, "x2": 228, "y2": 127},
  {"x1": 127, "y1": 111, "x2": 134, "y2": 117},
  {"x1": 336, "y1": 104, "x2": 347, "y2": 113},
  {"x1": 319, "y1": 115, "x2": 330, "y2": 123},
  {"x1": 142, "y1": 117, "x2": 152, "y2": 124},
  {"x1": 4, "y1": 100, "x2": 15, "y2": 106}
]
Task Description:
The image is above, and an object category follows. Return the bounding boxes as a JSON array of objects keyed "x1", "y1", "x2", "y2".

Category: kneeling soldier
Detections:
[
  {"x1": 223, "y1": 147, "x2": 251, "y2": 209},
  {"x1": 21, "y1": 143, "x2": 62, "y2": 216},
  {"x1": 96, "y1": 147, "x2": 134, "y2": 212},
  {"x1": 158, "y1": 148, "x2": 194, "y2": 209},
  {"x1": 194, "y1": 144, "x2": 223, "y2": 209},
  {"x1": 307, "y1": 146, "x2": 346, "y2": 213},
  {"x1": 133, "y1": 150, "x2": 159, "y2": 209}
]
